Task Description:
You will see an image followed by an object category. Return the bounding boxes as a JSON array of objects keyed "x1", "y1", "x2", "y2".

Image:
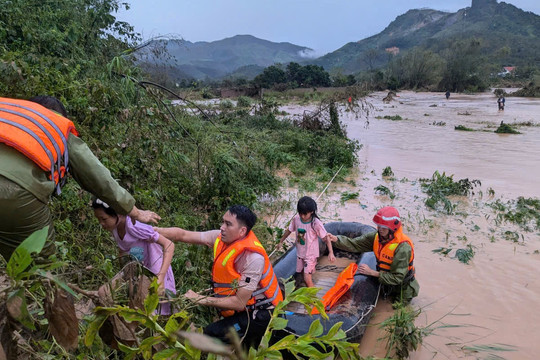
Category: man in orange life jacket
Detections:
[
  {"x1": 328, "y1": 206, "x2": 419, "y2": 303},
  {"x1": 0, "y1": 96, "x2": 160, "y2": 260},
  {"x1": 156, "y1": 205, "x2": 283, "y2": 348}
]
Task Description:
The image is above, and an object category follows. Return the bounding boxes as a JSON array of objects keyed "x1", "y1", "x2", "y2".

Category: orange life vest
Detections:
[
  {"x1": 0, "y1": 97, "x2": 78, "y2": 194},
  {"x1": 373, "y1": 227, "x2": 415, "y2": 281},
  {"x1": 212, "y1": 231, "x2": 283, "y2": 317},
  {"x1": 311, "y1": 262, "x2": 358, "y2": 315}
]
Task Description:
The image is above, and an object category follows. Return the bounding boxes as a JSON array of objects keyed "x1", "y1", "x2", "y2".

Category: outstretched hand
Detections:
[
  {"x1": 129, "y1": 205, "x2": 161, "y2": 224},
  {"x1": 184, "y1": 289, "x2": 203, "y2": 302}
]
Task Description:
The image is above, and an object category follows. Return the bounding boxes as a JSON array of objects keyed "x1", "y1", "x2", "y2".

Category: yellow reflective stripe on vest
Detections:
[
  {"x1": 253, "y1": 241, "x2": 264, "y2": 248},
  {"x1": 213, "y1": 237, "x2": 220, "y2": 260},
  {"x1": 222, "y1": 249, "x2": 236, "y2": 266}
]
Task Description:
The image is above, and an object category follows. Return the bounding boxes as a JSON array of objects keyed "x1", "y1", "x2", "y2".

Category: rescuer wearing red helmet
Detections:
[{"x1": 328, "y1": 206, "x2": 419, "y2": 303}]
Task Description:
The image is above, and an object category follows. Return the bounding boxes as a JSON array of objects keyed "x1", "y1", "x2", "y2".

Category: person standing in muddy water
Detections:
[
  {"x1": 155, "y1": 205, "x2": 283, "y2": 349},
  {"x1": 498, "y1": 96, "x2": 505, "y2": 110},
  {"x1": 328, "y1": 206, "x2": 419, "y2": 303},
  {"x1": 0, "y1": 96, "x2": 161, "y2": 260}
]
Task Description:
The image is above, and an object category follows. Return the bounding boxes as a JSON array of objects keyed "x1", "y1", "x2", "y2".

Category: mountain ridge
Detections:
[{"x1": 138, "y1": 0, "x2": 540, "y2": 81}]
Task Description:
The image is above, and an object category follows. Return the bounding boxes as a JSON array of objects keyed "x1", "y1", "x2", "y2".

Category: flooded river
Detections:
[{"x1": 278, "y1": 91, "x2": 540, "y2": 359}]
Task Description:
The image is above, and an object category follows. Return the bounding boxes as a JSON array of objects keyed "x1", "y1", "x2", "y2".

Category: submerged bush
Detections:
[
  {"x1": 495, "y1": 122, "x2": 521, "y2": 134},
  {"x1": 376, "y1": 115, "x2": 403, "y2": 121},
  {"x1": 380, "y1": 303, "x2": 430, "y2": 360},
  {"x1": 490, "y1": 197, "x2": 540, "y2": 231},
  {"x1": 382, "y1": 166, "x2": 395, "y2": 177},
  {"x1": 420, "y1": 171, "x2": 480, "y2": 214},
  {"x1": 454, "y1": 125, "x2": 475, "y2": 131}
]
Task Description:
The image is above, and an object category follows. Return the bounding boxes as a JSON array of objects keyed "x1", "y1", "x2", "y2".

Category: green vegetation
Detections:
[
  {"x1": 420, "y1": 171, "x2": 481, "y2": 214},
  {"x1": 2, "y1": 232, "x2": 363, "y2": 359},
  {"x1": 136, "y1": 2, "x2": 540, "y2": 94},
  {"x1": 380, "y1": 302, "x2": 430, "y2": 360},
  {"x1": 253, "y1": 62, "x2": 332, "y2": 90},
  {"x1": 86, "y1": 276, "x2": 362, "y2": 359},
  {"x1": 454, "y1": 125, "x2": 475, "y2": 131},
  {"x1": 314, "y1": 4, "x2": 540, "y2": 93},
  {"x1": 432, "y1": 244, "x2": 476, "y2": 264},
  {"x1": 374, "y1": 185, "x2": 396, "y2": 199},
  {"x1": 0, "y1": 1, "x2": 364, "y2": 358},
  {"x1": 376, "y1": 115, "x2": 403, "y2": 121},
  {"x1": 495, "y1": 122, "x2": 521, "y2": 134},
  {"x1": 382, "y1": 166, "x2": 394, "y2": 177},
  {"x1": 493, "y1": 88, "x2": 507, "y2": 97},
  {"x1": 490, "y1": 197, "x2": 540, "y2": 231},
  {"x1": 236, "y1": 95, "x2": 252, "y2": 108},
  {"x1": 455, "y1": 244, "x2": 476, "y2": 264},
  {"x1": 462, "y1": 343, "x2": 518, "y2": 358},
  {"x1": 512, "y1": 76, "x2": 540, "y2": 97},
  {"x1": 340, "y1": 191, "x2": 359, "y2": 203}
]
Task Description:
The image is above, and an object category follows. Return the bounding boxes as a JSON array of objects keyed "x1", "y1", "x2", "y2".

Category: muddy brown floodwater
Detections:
[{"x1": 276, "y1": 90, "x2": 540, "y2": 359}]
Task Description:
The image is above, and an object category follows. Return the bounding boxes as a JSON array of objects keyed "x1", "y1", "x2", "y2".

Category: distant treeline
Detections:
[{"x1": 162, "y1": 39, "x2": 539, "y2": 94}]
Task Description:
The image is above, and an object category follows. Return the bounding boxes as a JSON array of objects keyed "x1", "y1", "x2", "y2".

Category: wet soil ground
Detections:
[{"x1": 275, "y1": 90, "x2": 540, "y2": 359}]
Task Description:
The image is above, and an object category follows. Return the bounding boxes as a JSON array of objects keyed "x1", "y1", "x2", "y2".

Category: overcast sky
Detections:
[{"x1": 117, "y1": 1, "x2": 540, "y2": 56}]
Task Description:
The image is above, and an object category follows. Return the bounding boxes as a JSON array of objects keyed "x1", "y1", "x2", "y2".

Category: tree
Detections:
[
  {"x1": 0, "y1": 0, "x2": 138, "y2": 98},
  {"x1": 438, "y1": 38, "x2": 486, "y2": 92},
  {"x1": 253, "y1": 65, "x2": 287, "y2": 88},
  {"x1": 402, "y1": 48, "x2": 443, "y2": 89},
  {"x1": 362, "y1": 48, "x2": 382, "y2": 72}
]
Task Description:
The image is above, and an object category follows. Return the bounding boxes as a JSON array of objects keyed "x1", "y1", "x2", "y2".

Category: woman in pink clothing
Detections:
[
  {"x1": 92, "y1": 198, "x2": 176, "y2": 314},
  {"x1": 278, "y1": 196, "x2": 335, "y2": 287}
]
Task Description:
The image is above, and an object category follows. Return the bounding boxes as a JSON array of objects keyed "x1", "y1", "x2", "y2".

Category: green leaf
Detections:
[
  {"x1": 144, "y1": 279, "x2": 159, "y2": 315},
  {"x1": 269, "y1": 317, "x2": 288, "y2": 331},
  {"x1": 117, "y1": 342, "x2": 139, "y2": 356},
  {"x1": 18, "y1": 226, "x2": 49, "y2": 254},
  {"x1": 6, "y1": 247, "x2": 32, "y2": 278},
  {"x1": 284, "y1": 278, "x2": 295, "y2": 297},
  {"x1": 154, "y1": 348, "x2": 181, "y2": 360},
  {"x1": 324, "y1": 322, "x2": 342, "y2": 339},
  {"x1": 119, "y1": 309, "x2": 155, "y2": 329},
  {"x1": 6, "y1": 224, "x2": 49, "y2": 278},
  {"x1": 164, "y1": 310, "x2": 189, "y2": 334},
  {"x1": 84, "y1": 314, "x2": 108, "y2": 346},
  {"x1": 34, "y1": 269, "x2": 78, "y2": 297},
  {"x1": 289, "y1": 343, "x2": 329, "y2": 359},
  {"x1": 7, "y1": 289, "x2": 35, "y2": 330},
  {"x1": 307, "y1": 319, "x2": 324, "y2": 337},
  {"x1": 139, "y1": 335, "x2": 162, "y2": 351},
  {"x1": 261, "y1": 350, "x2": 283, "y2": 360}
]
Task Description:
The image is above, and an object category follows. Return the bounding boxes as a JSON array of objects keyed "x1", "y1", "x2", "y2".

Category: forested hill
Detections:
[
  {"x1": 312, "y1": 0, "x2": 540, "y2": 74},
  {"x1": 138, "y1": 34, "x2": 313, "y2": 80}
]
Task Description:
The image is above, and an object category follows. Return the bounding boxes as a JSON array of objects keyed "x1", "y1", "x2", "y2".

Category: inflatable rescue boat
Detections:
[{"x1": 272, "y1": 222, "x2": 380, "y2": 342}]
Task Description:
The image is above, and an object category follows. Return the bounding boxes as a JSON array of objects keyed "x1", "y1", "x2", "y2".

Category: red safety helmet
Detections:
[{"x1": 373, "y1": 206, "x2": 401, "y2": 232}]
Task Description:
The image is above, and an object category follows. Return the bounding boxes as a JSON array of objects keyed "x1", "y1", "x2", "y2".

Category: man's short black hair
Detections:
[
  {"x1": 29, "y1": 95, "x2": 68, "y2": 117},
  {"x1": 227, "y1": 205, "x2": 257, "y2": 233}
]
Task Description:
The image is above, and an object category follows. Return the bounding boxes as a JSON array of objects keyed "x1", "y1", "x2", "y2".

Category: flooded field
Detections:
[{"x1": 276, "y1": 90, "x2": 540, "y2": 359}]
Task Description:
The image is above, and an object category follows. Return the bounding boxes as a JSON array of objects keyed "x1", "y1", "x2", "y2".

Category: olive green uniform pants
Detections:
[{"x1": 0, "y1": 175, "x2": 53, "y2": 260}]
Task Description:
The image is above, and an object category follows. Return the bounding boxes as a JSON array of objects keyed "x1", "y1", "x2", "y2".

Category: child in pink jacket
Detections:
[{"x1": 278, "y1": 196, "x2": 335, "y2": 287}]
